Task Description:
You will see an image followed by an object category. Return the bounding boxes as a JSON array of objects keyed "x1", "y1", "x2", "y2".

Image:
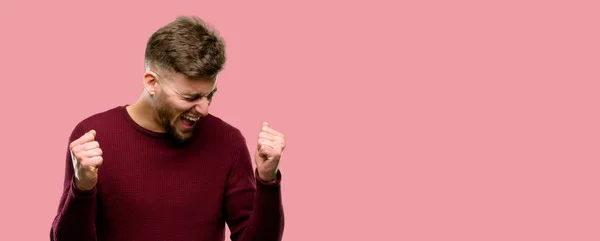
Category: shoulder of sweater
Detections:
[
  {"x1": 69, "y1": 106, "x2": 124, "y2": 136},
  {"x1": 75, "y1": 106, "x2": 123, "y2": 126},
  {"x1": 201, "y1": 114, "x2": 246, "y2": 140},
  {"x1": 201, "y1": 114, "x2": 246, "y2": 145}
]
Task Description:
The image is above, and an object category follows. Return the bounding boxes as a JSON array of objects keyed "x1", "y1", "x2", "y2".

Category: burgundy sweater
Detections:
[{"x1": 50, "y1": 106, "x2": 284, "y2": 241}]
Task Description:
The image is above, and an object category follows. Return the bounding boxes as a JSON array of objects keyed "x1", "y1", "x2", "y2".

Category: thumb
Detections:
[
  {"x1": 256, "y1": 144, "x2": 268, "y2": 158},
  {"x1": 88, "y1": 130, "x2": 96, "y2": 139},
  {"x1": 257, "y1": 122, "x2": 268, "y2": 150},
  {"x1": 256, "y1": 142, "x2": 264, "y2": 152}
]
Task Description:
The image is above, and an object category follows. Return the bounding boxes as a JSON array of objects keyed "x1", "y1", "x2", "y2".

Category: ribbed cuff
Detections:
[
  {"x1": 255, "y1": 169, "x2": 282, "y2": 187},
  {"x1": 70, "y1": 176, "x2": 97, "y2": 197}
]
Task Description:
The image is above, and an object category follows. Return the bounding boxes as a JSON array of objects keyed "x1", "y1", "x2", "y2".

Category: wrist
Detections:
[
  {"x1": 257, "y1": 170, "x2": 278, "y2": 183},
  {"x1": 70, "y1": 176, "x2": 97, "y2": 197},
  {"x1": 74, "y1": 179, "x2": 96, "y2": 192}
]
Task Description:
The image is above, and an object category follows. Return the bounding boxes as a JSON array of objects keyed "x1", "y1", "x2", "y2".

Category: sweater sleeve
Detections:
[
  {"x1": 50, "y1": 125, "x2": 98, "y2": 241},
  {"x1": 223, "y1": 132, "x2": 285, "y2": 241}
]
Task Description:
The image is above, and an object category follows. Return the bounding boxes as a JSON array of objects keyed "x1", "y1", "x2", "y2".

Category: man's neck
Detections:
[{"x1": 126, "y1": 93, "x2": 165, "y2": 133}]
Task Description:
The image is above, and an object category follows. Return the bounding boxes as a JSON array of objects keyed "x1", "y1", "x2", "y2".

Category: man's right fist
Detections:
[{"x1": 69, "y1": 130, "x2": 103, "y2": 191}]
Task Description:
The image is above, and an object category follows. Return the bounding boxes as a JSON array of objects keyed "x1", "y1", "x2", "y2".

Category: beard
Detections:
[{"x1": 155, "y1": 97, "x2": 195, "y2": 146}]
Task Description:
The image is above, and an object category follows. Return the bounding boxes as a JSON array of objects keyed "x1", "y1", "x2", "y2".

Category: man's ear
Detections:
[{"x1": 143, "y1": 71, "x2": 158, "y2": 96}]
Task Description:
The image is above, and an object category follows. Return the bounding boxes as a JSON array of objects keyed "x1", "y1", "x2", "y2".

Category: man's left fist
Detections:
[{"x1": 255, "y1": 122, "x2": 286, "y2": 183}]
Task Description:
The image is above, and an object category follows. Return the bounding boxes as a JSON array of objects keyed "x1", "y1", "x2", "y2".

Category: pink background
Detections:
[{"x1": 1, "y1": 0, "x2": 599, "y2": 240}]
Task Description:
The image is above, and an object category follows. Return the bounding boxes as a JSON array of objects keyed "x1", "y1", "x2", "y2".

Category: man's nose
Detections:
[{"x1": 194, "y1": 97, "x2": 210, "y2": 116}]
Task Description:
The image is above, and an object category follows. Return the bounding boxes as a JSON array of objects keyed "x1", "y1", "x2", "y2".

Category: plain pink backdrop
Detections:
[{"x1": 1, "y1": 0, "x2": 599, "y2": 240}]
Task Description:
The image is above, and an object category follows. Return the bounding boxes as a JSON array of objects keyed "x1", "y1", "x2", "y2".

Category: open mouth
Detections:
[{"x1": 180, "y1": 115, "x2": 199, "y2": 128}]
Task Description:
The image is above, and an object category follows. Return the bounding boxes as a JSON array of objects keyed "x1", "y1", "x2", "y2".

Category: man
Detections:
[{"x1": 50, "y1": 16, "x2": 285, "y2": 241}]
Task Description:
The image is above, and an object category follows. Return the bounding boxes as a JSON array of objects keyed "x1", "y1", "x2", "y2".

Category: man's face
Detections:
[{"x1": 151, "y1": 70, "x2": 217, "y2": 144}]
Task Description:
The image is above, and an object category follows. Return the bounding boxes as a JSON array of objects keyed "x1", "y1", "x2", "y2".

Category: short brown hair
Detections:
[{"x1": 144, "y1": 16, "x2": 226, "y2": 79}]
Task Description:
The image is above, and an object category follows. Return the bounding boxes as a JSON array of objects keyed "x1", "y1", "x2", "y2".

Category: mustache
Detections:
[{"x1": 181, "y1": 111, "x2": 204, "y2": 118}]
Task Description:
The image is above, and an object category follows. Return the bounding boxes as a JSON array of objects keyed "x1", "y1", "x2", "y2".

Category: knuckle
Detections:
[
  {"x1": 97, "y1": 156, "x2": 104, "y2": 165},
  {"x1": 74, "y1": 152, "x2": 84, "y2": 161},
  {"x1": 78, "y1": 157, "x2": 87, "y2": 165}
]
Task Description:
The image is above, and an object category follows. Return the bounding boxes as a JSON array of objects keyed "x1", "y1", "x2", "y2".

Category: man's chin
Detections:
[{"x1": 166, "y1": 128, "x2": 194, "y2": 146}]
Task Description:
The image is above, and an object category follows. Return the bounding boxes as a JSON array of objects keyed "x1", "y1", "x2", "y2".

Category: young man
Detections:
[{"x1": 50, "y1": 16, "x2": 286, "y2": 241}]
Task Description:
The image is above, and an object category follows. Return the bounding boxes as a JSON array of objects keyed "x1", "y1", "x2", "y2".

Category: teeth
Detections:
[{"x1": 183, "y1": 116, "x2": 199, "y2": 122}]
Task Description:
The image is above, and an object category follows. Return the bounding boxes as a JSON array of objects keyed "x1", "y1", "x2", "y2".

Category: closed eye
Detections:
[
  {"x1": 183, "y1": 95, "x2": 199, "y2": 101},
  {"x1": 182, "y1": 88, "x2": 217, "y2": 102},
  {"x1": 207, "y1": 88, "x2": 217, "y2": 100}
]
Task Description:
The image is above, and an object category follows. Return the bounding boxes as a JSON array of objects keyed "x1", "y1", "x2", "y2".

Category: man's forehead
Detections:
[{"x1": 176, "y1": 74, "x2": 218, "y2": 94}]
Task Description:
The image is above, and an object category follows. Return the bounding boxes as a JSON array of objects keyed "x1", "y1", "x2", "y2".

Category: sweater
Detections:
[{"x1": 50, "y1": 105, "x2": 284, "y2": 241}]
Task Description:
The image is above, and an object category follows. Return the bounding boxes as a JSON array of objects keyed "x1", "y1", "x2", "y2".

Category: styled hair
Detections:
[{"x1": 144, "y1": 16, "x2": 226, "y2": 79}]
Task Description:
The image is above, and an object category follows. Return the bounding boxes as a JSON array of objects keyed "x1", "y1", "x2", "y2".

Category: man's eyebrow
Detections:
[
  {"x1": 181, "y1": 92, "x2": 199, "y2": 97},
  {"x1": 182, "y1": 88, "x2": 217, "y2": 98},
  {"x1": 203, "y1": 87, "x2": 218, "y2": 96}
]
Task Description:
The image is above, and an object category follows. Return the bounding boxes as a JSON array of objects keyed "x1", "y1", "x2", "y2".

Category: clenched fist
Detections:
[
  {"x1": 255, "y1": 122, "x2": 286, "y2": 183},
  {"x1": 69, "y1": 130, "x2": 103, "y2": 191}
]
